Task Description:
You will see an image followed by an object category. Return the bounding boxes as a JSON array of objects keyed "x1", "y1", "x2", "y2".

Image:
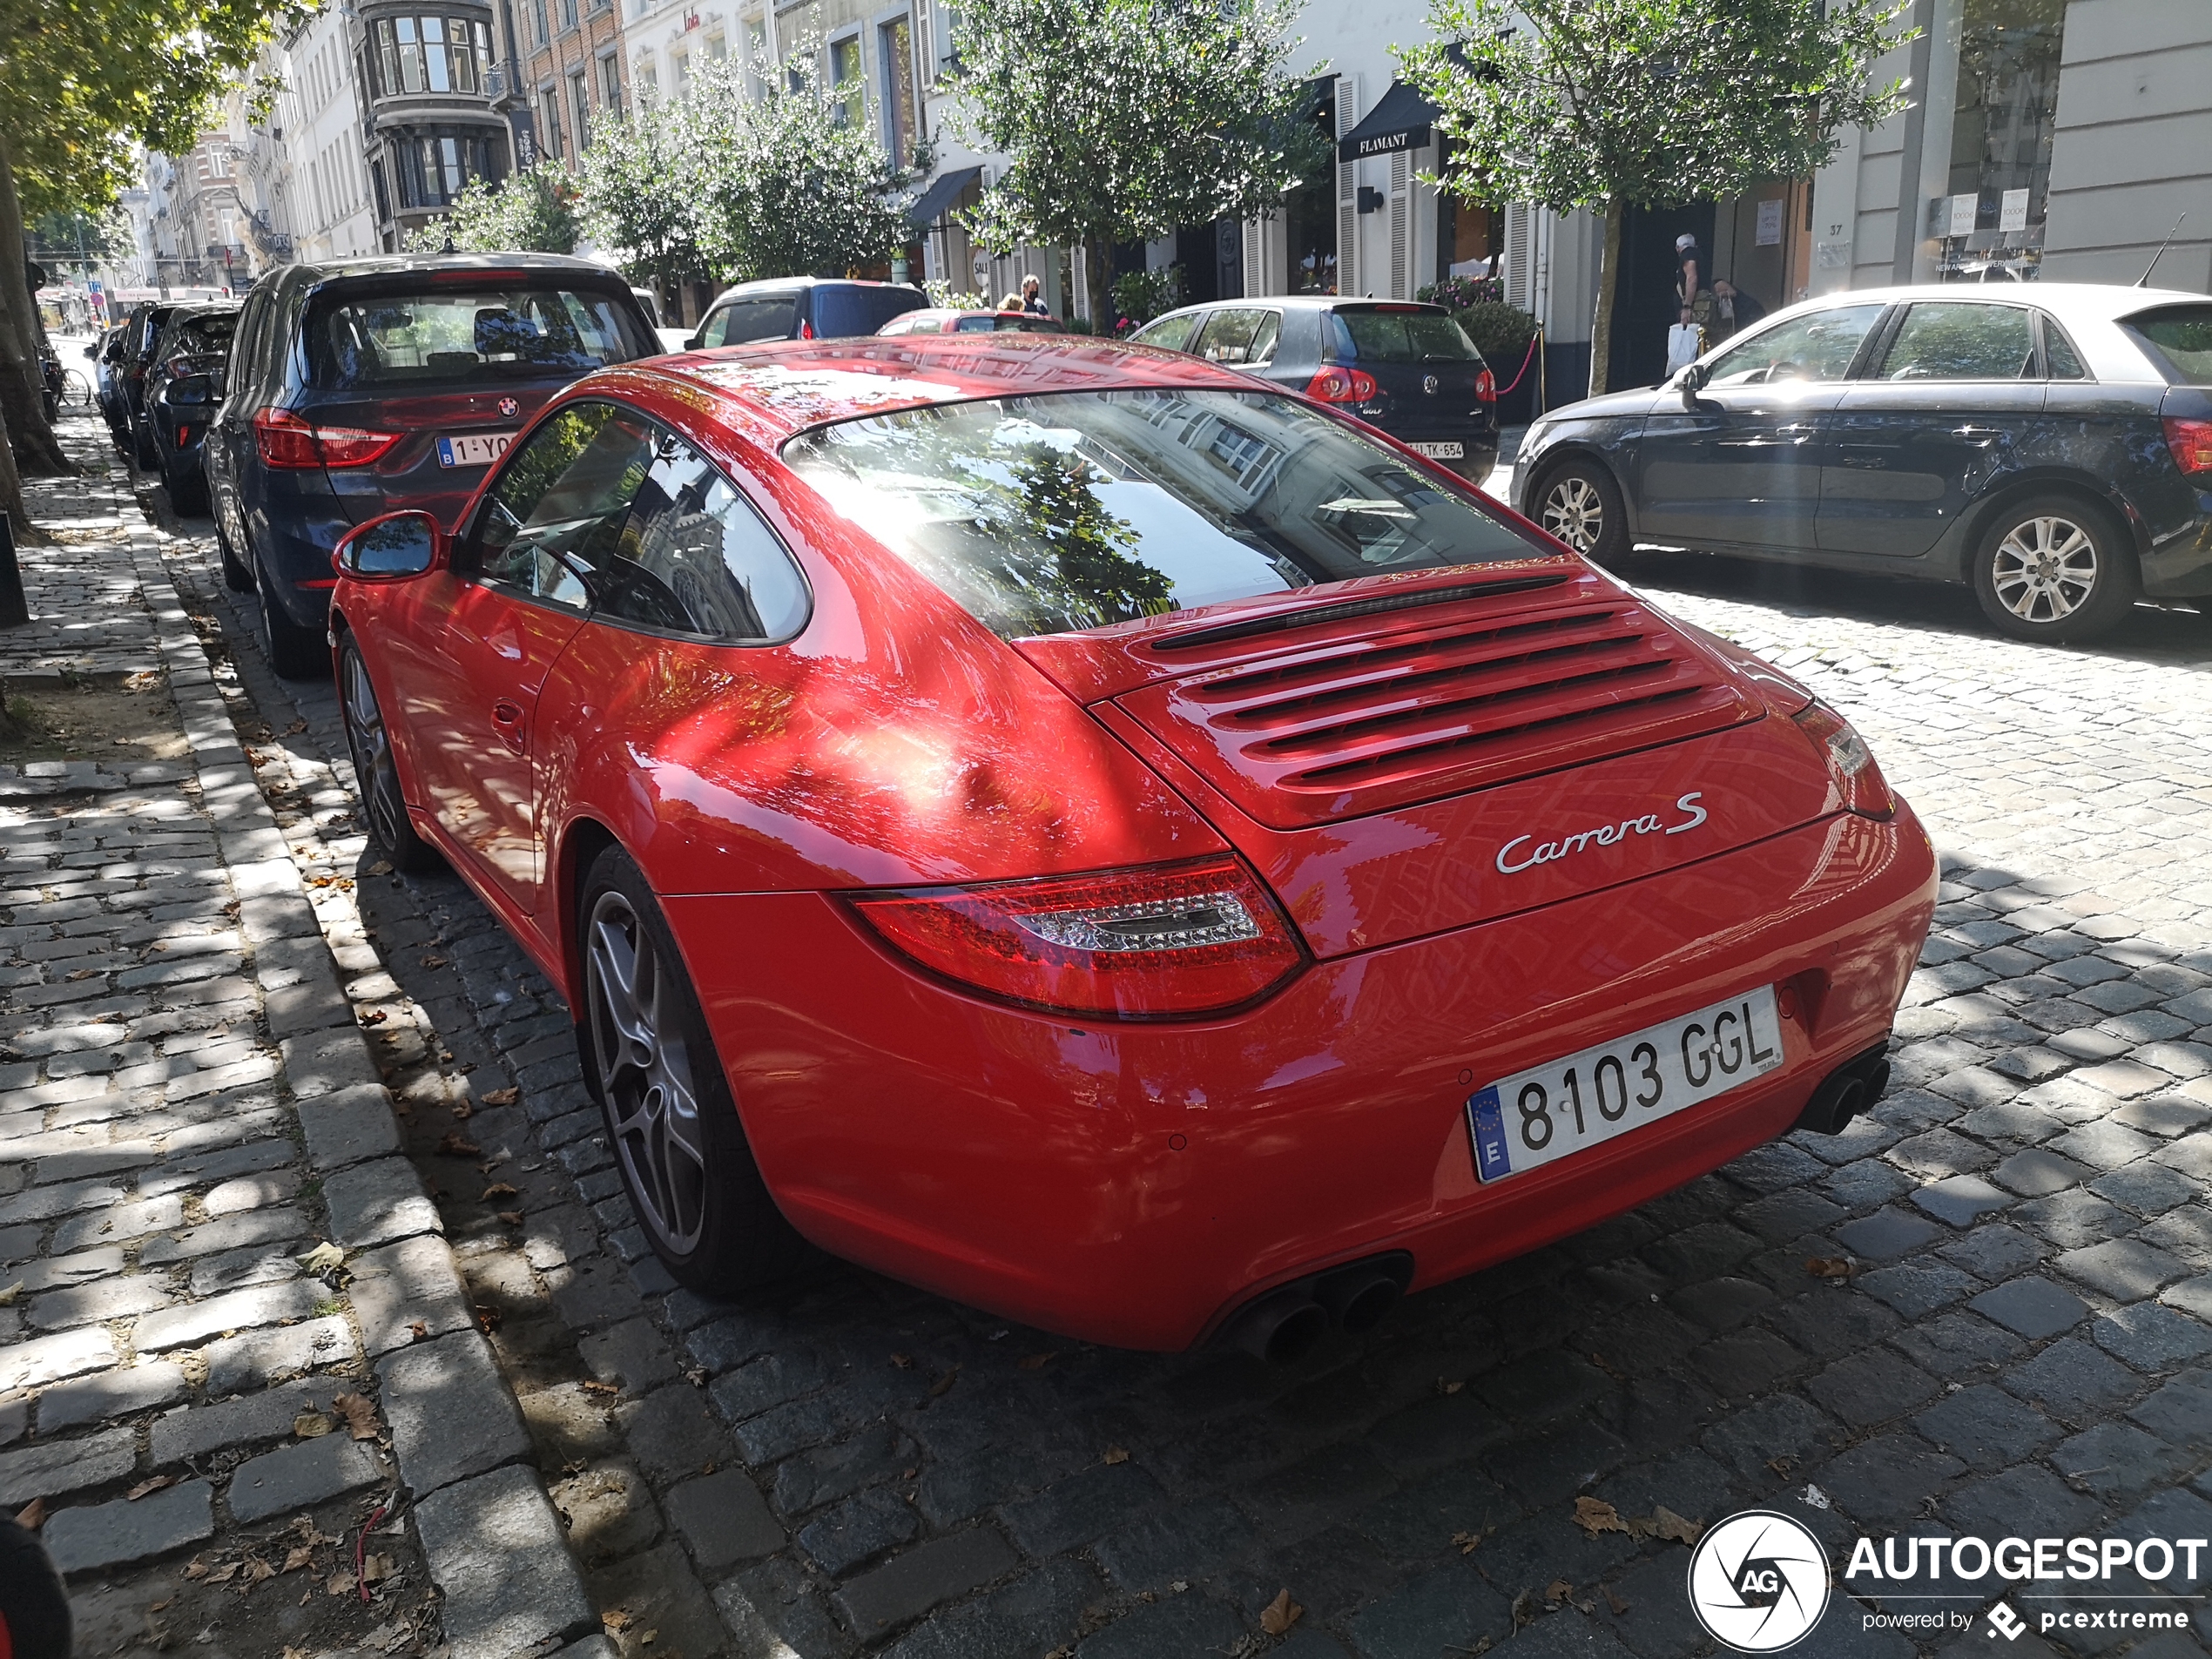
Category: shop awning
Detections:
[
  {"x1": 1338, "y1": 79, "x2": 1441, "y2": 162},
  {"x1": 907, "y1": 165, "x2": 984, "y2": 229}
]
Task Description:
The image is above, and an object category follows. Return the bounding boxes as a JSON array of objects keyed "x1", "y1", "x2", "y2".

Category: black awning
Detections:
[
  {"x1": 1338, "y1": 79, "x2": 1441, "y2": 163},
  {"x1": 908, "y1": 165, "x2": 984, "y2": 229}
]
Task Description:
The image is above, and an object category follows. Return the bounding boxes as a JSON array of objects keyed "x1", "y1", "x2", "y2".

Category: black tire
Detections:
[
  {"x1": 215, "y1": 521, "x2": 254, "y2": 592},
  {"x1": 577, "y1": 844, "x2": 808, "y2": 1296},
  {"x1": 255, "y1": 555, "x2": 327, "y2": 680},
  {"x1": 162, "y1": 451, "x2": 208, "y2": 516},
  {"x1": 1532, "y1": 458, "x2": 1630, "y2": 563},
  {"x1": 1971, "y1": 493, "x2": 2139, "y2": 644},
  {"x1": 132, "y1": 417, "x2": 158, "y2": 471},
  {"x1": 337, "y1": 637, "x2": 438, "y2": 874}
]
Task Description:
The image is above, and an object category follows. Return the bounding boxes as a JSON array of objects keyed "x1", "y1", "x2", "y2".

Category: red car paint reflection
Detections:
[{"x1": 332, "y1": 335, "x2": 1937, "y2": 1353}]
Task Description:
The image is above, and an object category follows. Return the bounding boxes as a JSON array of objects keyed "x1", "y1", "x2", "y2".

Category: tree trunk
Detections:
[
  {"x1": 0, "y1": 399, "x2": 45, "y2": 547},
  {"x1": 1086, "y1": 235, "x2": 1116, "y2": 334},
  {"x1": 1587, "y1": 196, "x2": 1625, "y2": 399},
  {"x1": 0, "y1": 127, "x2": 72, "y2": 476}
]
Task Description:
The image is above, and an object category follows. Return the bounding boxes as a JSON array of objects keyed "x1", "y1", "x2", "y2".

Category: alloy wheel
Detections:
[
  {"x1": 1542, "y1": 475, "x2": 1604, "y2": 553},
  {"x1": 585, "y1": 891, "x2": 710, "y2": 1256},
  {"x1": 1990, "y1": 515, "x2": 2098, "y2": 624},
  {"x1": 341, "y1": 648, "x2": 411, "y2": 856}
]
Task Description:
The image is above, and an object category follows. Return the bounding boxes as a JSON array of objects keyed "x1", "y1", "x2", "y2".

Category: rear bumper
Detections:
[
  {"x1": 668, "y1": 802, "x2": 1937, "y2": 1351},
  {"x1": 2140, "y1": 502, "x2": 2212, "y2": 599}
]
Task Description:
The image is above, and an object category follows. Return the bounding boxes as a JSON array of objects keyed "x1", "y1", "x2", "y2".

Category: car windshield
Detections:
[
  {"x1": 781, "y1": 388, "x2": 1540, "y2": 640},
  {"x1": 1330, "y1": 308, "x2": 1480, "y2": 362},
  {"x1": 307, "y1": 286, "x2": 652, "y2": 388},
  {"x1": 2123, "y1": 305, "x2": 2212, "y2": 384}
]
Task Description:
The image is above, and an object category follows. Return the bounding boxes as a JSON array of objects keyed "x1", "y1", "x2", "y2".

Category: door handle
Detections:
[
  {"x1": 1952, "y1": 425, "x2": 2000, "y2": 444},
  {"x1": 491, "y1": 699, "x2": 526, "y2": 754}
]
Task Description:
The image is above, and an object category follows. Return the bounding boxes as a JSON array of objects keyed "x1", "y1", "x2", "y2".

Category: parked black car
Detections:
[
  {"x1": 118, "y1": 301, "x2": 187, "y2": 468},
  {"x1": 1128, "y1": 297, "x2": 1501, "y2": 486},
  {"x1": 143, "y1": 305, "x2": 240, "y2": 515},
  {"x1": 686, "y1": 277, "x2": 929, "y2": 347},
  {"x1": 1512, "y1": 283, "x2": 2212, "y2": 643},
  {"x1": 205, "y1": 253, "x2": 660, "y2": 678},
  {"x1": 91, "y1": 324, "x2": 132, "y2": 444}
]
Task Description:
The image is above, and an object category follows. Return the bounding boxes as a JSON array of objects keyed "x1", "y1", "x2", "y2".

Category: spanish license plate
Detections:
[
  {"x1": 1411, "y1": 441, "x2": 1465, "y2": 460},
  {"x1": 435, "y1": 431, "x2": 513, "y2": 469},
  {"x1": 1467, "y1": 986, "x2": 1784, "y2": 1183}
]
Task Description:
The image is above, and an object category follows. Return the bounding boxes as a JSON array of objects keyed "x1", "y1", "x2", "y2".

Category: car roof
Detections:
[
  {"x1": 285, "y1": 252, "x2": 631, "y2": 285},
  {"x1": 593, "y1": 334, "x2": 1281, "y2": 445},
  {"x1": 1745, "y1": 281, "x2": 2210, "y2": 331},
  {"x1": 710, "y1": 276, "x2": 922, "y2": 298},
  {"x1": 1155, "y1": 296, "x2": 1447, "y2": 315}
]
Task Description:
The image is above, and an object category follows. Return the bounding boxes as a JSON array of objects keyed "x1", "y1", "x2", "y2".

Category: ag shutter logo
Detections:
[{"x1": 1688, "y1": 1510, "x2": 1832, "y2": 1652}]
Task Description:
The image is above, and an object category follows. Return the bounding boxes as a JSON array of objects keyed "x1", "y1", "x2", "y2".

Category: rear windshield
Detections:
[
  {"x1": 1331, "y1": 307, "x2": 1481, "y2": 363},
  {"x1": 952, "y1": 314, "x2": 1064, "y2": 334},
  {"x1": 2123, "y1": 306, "x2": 2212, "y2": 384},
  {"x1": 307, "y1": 286, "x2": 652, "y2": 388},
  {"x1": 781, "y1": 388, "x2": 1539, "y2": 640},
  {"x1": 164, "y1": 314, "x2": 238, "y2": 359},
  {"x1": 812, "y1": 286, "x2": 929, "y2": 339}
]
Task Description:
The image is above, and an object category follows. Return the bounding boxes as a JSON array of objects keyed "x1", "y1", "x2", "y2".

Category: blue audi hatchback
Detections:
[{"x1": 206, "y1": 253, "x2": 659, "y2": 676}]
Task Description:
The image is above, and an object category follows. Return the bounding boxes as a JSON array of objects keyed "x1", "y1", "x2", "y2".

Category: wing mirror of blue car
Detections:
[{"x1": 334, "y1": 510, "x2": 444, "y2": 581}]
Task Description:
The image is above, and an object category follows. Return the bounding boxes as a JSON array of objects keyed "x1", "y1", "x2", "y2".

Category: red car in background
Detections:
[
  {"x1": 877, "y1": 307, "x2": 1069, "y2": 337},
  {"x1": 328, "y1": 335, "x2": 1937, "y2": 1357}
]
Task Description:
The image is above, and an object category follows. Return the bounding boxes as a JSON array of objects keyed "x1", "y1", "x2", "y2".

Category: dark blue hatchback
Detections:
[
  {"x1": 1512, "y1": 283, "x2": 2212, "y2": 644},
  {"x1": 206, "y1": 253, "x2": 659, "y2": 676}
]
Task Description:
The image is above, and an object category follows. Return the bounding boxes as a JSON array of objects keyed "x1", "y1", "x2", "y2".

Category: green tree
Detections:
[
  {"x1": 946, "y1": 0, "x2": 1325, "y2": 327},
  {"x1": 404, "y1": 164, "x2": 580, "y2": 255},
  {"x1": 577, "y1": 103, "x2": 713, "y2": 304},
  {"x1": 0, "y1": 0, "x2": 302, "y2": 532},
  {"x1": 1400, "y1": 0, "x2": 1913, "y2": 395}
]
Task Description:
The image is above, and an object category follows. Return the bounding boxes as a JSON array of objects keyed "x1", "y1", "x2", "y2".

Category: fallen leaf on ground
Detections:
[
  {"x1": 284, "y1": 719, "x2": 307, "y2": 734},
  {"x1": 1103, "y1": 1447, "x2": 1130, "y2": 1466},
  {"x1": 436, "y1": 1132, "x2": 481, "y2": 1157},
  {"x1": 14, "y1": 1499, "x2": 45, "y2": 1531},
  {"x1": 327, "y1": 1574, "x2": 354, "y2": 1598},
  {"x1": 299, "y1": 1241, "x2": 345, "y2": 1274},
  {"x1": 1646, "y1": 1507, "x2": 1703, "y2": 1545},
  {"x1": 408, "y1": 1319, "x2": 428, "y2": 1340},
  {"x1": 1016, "y1": 1352, "x2": 1055, "y2": 1371},
  {"x1": 1435, "y1": 1376, "x2": 1465, "y2": 1395},
  {"x1": 1805, "y1": 1256, "x2": 1854, "y2": 1280},
  {"x1": 1574, "y1": 1496, "x2": 1629, "y2": 1536},
  {"x1": 292, "y1": 1411, "x2": 332, "y2": 1439},
  {"x1": 282, "y1": 1546, "x2": 314, "y2": 1572},
  {"x1": 1259, "y1": 1589, "x2": 1303, "y2": 1636},
  {"x1": 481, "y1": 1086, "x2": 519, "y2": 1107},
  {"x1": 580, "y1": 1379, "x2": 619, "y2": 1397},
  {"x1": 367, "y1": 860, "x2": 394, "y2": 877},
  {"x1": 331, "y1": 1393, "x2": 380, "y2": 1439},
  {"x1": 1545, "y1": 1580, "x2": 1574, "y2": 1605},
  {"x1": 243, "y1": 1557, "x2": 276, "y2": 1582},
  {"x1": 475, "y1": 1305, "x2": 503, "y2": 1333},
  {"x1": 361, "y1": 1553, "x2": 394, "y2": 1583},
  {"x1": 448, "y1": 1096, "x2": 471, "y2": 1116},
  {"x1": 125, "y1": 1476, "x2": 177, "y2": 1501},
  {"x1": 1605, "y1": 1587, "x2": 1631, "y2": 1615},
  {"x1": 929, "y1": 1365, "x2": 960, "y2": 1398},
  {"x1": 889, "y1": 1352, "x2": 913, "y2": 1369},
  {"x1": 604, "y1": 1609, "x2": 634, "y2": 1633},
  {"x1": 64, "y1": 968, "x2": 100, "y2": 981},
  {"x1": 496, "y1": 1210, "x2": 524, "y2": 1225},
  {"x1": 1510, "y1": 1589, "x2": 1536, "y2": 1629},
  {"x1": 0, "y1": 1281, "x2": 22, "y2": 1306},
  {"x1": 481, "y1": 1183, "x2": 518, "y2": 1200},
  {"x1": 421, "y1": 955, "x2": 448, "y2": 968},
  {"x1": 1766, "y1": 1456, "x2": 1795, "y2": 1477}
]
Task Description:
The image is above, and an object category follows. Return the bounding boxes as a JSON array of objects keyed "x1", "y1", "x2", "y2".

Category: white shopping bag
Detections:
[{"x1": 1664, "y1": 323, "x2": 1703, "y2": 375}]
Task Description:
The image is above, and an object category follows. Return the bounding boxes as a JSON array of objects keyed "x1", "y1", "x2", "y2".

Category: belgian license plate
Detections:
[
  {"x1": 1411, "y1": 441, "x2": 1465, "y2": 460},
  {"x1": 1467, "y1": 986, "x2": 1784, "y2": 1183},
  {"x1": 435, "y1": 431, "x2": 513, "y2": 469}
]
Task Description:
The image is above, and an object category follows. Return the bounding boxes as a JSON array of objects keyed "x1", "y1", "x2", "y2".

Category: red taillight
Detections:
[
  {"x1": 1475, "y1": 368, "x2": 1496, "y2": 402},
  {"x1": 1792, "y1": 700, "x2": 1893, "y2": 820},
  {"x1": 2162, "y1": 415, "x2": 2212, "y2": 476},
  {"x1": 849, "y1": 856, "x2": 1305, "y2": 1018},
  {"x1": 1304, "y1": 367, "x2": 1378, "y2": 404},
  {"x1": 175, "y1": 427, "x2": 192, "y2": 446},
  {"x1": 253, "y1": 408, "x2": 402, "y2": 470},
  {"x1": 799, "y1": 318, "x2": 816, "y2": 341}
]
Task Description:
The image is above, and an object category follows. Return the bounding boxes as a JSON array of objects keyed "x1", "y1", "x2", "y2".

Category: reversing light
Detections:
[
  {"x1": 1791, "y1": 700, "x2": 1894, "y2": 820},
  {"x1": 848, "y1": 855, "x2": 1305, "y2": 1018},
  {"x1": 1305, "y1": 367, "x2": 1378, "y2": 405},
  {"x1": 2162, "y1": 415, "x2": 2212, "y2": 476}
]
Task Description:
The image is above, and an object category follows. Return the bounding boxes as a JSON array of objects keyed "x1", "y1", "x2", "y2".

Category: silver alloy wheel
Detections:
[
  {"x1": 340, "y1": 647, "x2": 409, "y2": 856},
  {"x1": 584, "y1": 890, "x2": 710, "y2": 1256},
  {"x1": 1541, "y1": 475, "x2": 1604, "y2": 553},
  {"x1": 1990, "y1": 514, "x2": 2098, "y2": 624}
]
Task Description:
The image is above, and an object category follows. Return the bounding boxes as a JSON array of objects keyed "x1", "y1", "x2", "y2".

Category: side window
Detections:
[
  {"x1": 467, "y1": 401, "x2": 658, "y2": 610},
  {"x1": 1704, "y1": 304, "x2": 1885, "y2": 385},
  {"x1": 696, "y1": 307, "x2": 732, "y2": 347},
  {"x1": 2040, "y1": 314, "x2": 2088, "y2": 381},
  {"x1": 1132, "y1": 312, "x2": 1201, "y2": 353},
  {"x1": 1247, "y1": 310, "x2": 1283, "y2": 367},
  {"x1": 227, "y1": 294, "x2": 268, "y2": 401},
  {"x1": 1192, "y1": 307, "x2": 1270, "y2": 365},
  {"x1": 1878, "y1": 302, "x2": 2036, "y2": 381},
  {"x1": 604, "y1": 430, "x2": 810, "y2": 642},
  {"x1": 713, "y1": 296, "x2": 799, "y2": 344}
]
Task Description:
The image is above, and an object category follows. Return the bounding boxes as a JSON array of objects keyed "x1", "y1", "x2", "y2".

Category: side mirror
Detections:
[
  {"x1": 1674, "y1": 361, "x2": 1710, "y2": 395},
  {"x1": 685, "y1": 334, "x2": 704, "y2": 352},
  {"x1": 84, "y1": 344, "x2": 99, "y2": 359},
  {"x1": 334, "y1": 509, "x2": 444, "y2": 580}
]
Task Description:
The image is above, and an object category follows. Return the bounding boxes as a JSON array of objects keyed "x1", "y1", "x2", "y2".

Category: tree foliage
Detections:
[
  {"x1": 1400, "y1": 0, "x2": 1913, "y2": 392},
  {"x1": 405, "y1": 164, "x2": 580, "y2": 256},
  {"x1": 947, "y1": 0, "x2": 1326, "y2": 325},
  {"x1": 577, "y1": 98, "x2": 713, "y2": 299}
]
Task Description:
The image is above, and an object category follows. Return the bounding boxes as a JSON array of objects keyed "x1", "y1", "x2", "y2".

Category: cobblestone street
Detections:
[{"x1": 13, "y1": 418, "x2": 2212, "y2": 1658}]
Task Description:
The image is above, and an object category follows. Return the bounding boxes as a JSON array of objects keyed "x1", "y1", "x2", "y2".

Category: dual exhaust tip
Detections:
[
  {"x1": 1219, "y1": 1252, "x2": 1413, "y2": 1366},
  {"x1": 1794, "y1": 1041, "x2": 1892, "y2": 1136}
]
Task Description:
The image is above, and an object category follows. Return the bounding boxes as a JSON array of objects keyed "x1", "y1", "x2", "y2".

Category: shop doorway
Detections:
[{"x1": 1604, "y1": 201, "x2": 1715, "y2": 391}]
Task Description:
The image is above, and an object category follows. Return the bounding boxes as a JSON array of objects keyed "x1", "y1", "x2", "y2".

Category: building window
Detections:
[
  {"x1": 560, "y1": 0, "x2": 577, "y2": 32},
  {"x1": 879, "y1": 15, "x2": 916, "y2": 165},
  {"x1": 395, "y1": 132, "x2": 492, "y2": 207},
  {"x1": 371, "y1": 17, "x2": 492, "y2": 97},
  {"x1": 1281, "y1": 83, "x2": 1339, "y2": 294},
  {"x1": 1939, "y1": 0, "x2": 2065, "y2": 281},
  {"x1": 597, "y1": 51, "x2": 622, "y2": 114},
  {"x1": 538, "y1": 82, "x2": 562, "y2": 157},
  {"x1": 934, "y1": 1, "x2": 961, "y2": 76},
  {"x1": 637, "y1": 57, "x2": 657, "y2": 107},
  {"x1": 829, "y1": 33, "x2": 862, "y2": 127},
  {"x1": 671, "y1": 48, "x2": 690, "y2": 98},
  {"x1": 706, "y1": 30, "x2": 726, "y2": 60},
  {"x1": 569, "y1": 67, "x2": 590, "y2": 150}
]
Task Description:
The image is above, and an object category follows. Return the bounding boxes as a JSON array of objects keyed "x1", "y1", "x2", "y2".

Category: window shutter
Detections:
[
  {"x1": 1388, "y1": 151, "x2": 1411, "y2": 299},
  {"x1": 1334, "y1": 74, "x2": 1360, "y2": 298},
  {"x1": 1505, "y1": 203, "x2": 1532, "y2": 307},
  {"x1": 1243, "y1": 219, "x2": 1266, "y2": 297}
]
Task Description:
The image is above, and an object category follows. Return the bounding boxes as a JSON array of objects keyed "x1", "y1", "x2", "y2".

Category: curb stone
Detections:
[{"x1": 120, "y1": 524, "x2": 595, "y2": 1643}]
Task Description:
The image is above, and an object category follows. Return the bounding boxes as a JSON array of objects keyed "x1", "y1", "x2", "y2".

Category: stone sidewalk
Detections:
[{"x1": 1, "y1": 419, "x2": 603, "y2": 1658}]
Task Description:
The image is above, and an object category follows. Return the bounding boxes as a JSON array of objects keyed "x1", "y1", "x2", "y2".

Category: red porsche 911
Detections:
[{"x1": 328, "y1": 335, "x2": 1937, "y2": 1359}]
